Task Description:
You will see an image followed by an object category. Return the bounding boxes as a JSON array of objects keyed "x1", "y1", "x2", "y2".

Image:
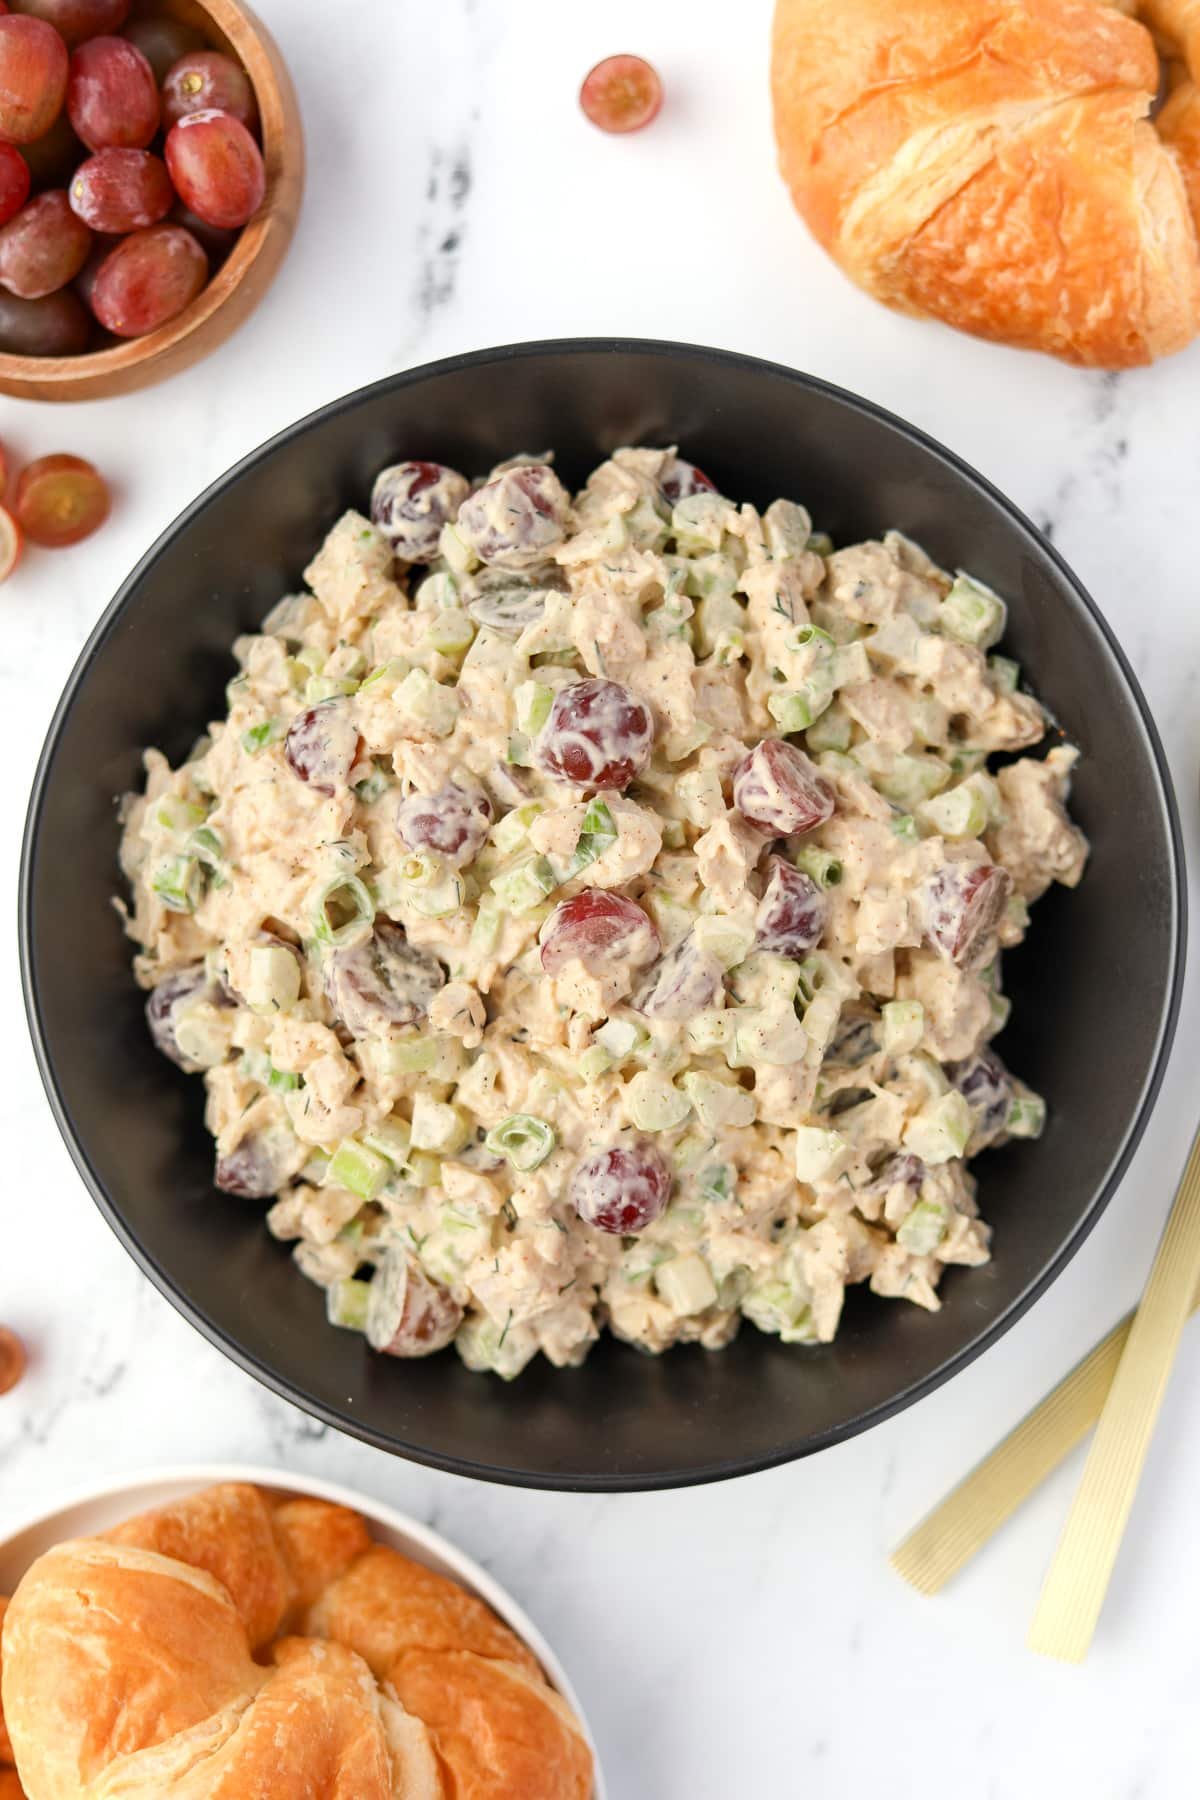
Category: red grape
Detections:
[
  {"x1": 754, "y1": 857, "x2": 825, "y2": 955},
  {"x1": 540, "y1": 889, "x2": 660, "y2": 976},
  {"x1": 18, "y1": 104, "x2": 79, "y2": 185},
  {"x1": 11, "y1": 0, "x2": 129, "y2": 48},
  {"x1": 214, "y1": 1127, "x2": 296, "y2": 1199},
  {"x1": 537, "y1": 677, "x2": 654, "y2": 791},
  {"x1": 0, "y1": 139, "x2": 28, "y2": 223},
  {"x1": 456, "y1": 463, "x2": 570, "y2": 568},
  {"x1": 466, "y1": 567, "x2": 563, "y2": 635},
  {"x1": 14, "y1": 451, "x2": 108, "y2": 545},
  {"x1": 0, "y1": 1324, "x2": 26, "y2": 1395},
  {"x1": 165, "y1": 107, "x2": 264, "y2": 229},
  {"x1": 325, "y1": 921, "x2": 444, "y2": 1036},
  {"x1": 366, "y1": 1252, "x2": 462, "y2": 1358},
  {"x1": 283, "y1": 700, "x2": 360, "y2": 794},
  {"x1": 0, "y1": 437, "x2": 7, "y2": 496},
  {"x1": 732, "y1": 738, "x2": 835, "y2": 836},
  {"x1": 632, "y1": 930, "x2": 724, "y2": 1020},
  {"x1": 168, "y1": 199, "x2": 235, "y2": 264},
  {"x1": 88, "y1": 222, "x2": 206, "y2": 336},
  {"x1": 950, "y1": 1049, "x2": 1013, "y2": 1152},
  {"x1": 0, "y1": 187, "x2": 89, "y2": 296},
  {"x1": 371, "y1": 459, "x2": 469, "y2": 564},
  {"x1": 121, "y1": 13, "x2": 203, "y2": 84},
  {"x1": 921, "y1": 862, "x2": 1011, "y2": 967},
  {"x1": 571, "y1": 1141, "x2": 671, "y2": 1234},
  {"x1": 67, "y1": 33, "x2": 157, "y2": 149},
  {"x1": 162, "y1": 48, "x2": 256, "y2": 131},
  {"x1": 69, "y1": 145, "x2": 169, "y2": 230},
  {"x1": 0, "y1": 281, "x2": 88, "y2": 350},
  {"x1": 396, "y1": 782, "x2": 491, "y2": 867},
  {"x1": 579, "y1": 54, "x2": 662, "y2": 134},
  {"x1": 0, "y1": 15, "x2": 68, "y2": 144},
  {"x1": 660, "y1": 455, "x2": 716, "y2": 504},
  {"x1": 0, "y1": 502, "x2": 21, "y2": 581},
  {"x1": 145, "y1": 961, "x2": 224, "y2": 1067}
]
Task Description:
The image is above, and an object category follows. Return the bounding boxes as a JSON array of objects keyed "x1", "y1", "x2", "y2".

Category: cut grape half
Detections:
[{"x1": 14, "y1": 451, "x2": 109, "y2": 546}]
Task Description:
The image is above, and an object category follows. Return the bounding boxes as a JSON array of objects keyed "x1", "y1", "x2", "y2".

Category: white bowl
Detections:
[{"x1": 0, "y1": 1462, "x2": 607, "y2": 1799}]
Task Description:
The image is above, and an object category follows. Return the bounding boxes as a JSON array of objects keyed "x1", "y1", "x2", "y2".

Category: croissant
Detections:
[
  {"x1": 0, "y1": 1484, "x2": 593, "y2": 1800},
  {"x1": 770, "y1": 0, "x2": 1200, "y2": 366}
]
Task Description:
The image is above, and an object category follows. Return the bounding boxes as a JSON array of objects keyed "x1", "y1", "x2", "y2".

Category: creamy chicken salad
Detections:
[{"x1": 119, "y1": 447, "x2": 1088, "y2": 1377}]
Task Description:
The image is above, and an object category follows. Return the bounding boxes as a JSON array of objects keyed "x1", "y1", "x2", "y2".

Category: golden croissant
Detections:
[
  {"x1": 0, "y1": 1484, "x2": 593, "y2": 1800},
  {"x1": 771, "y1": 0, "x2": 1200, "y2": 366}
]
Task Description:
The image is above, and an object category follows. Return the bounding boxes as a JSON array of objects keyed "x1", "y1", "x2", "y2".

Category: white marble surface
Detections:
[{"x1": 2, "y1": 2, "x2": 1199, "y2": 1794}]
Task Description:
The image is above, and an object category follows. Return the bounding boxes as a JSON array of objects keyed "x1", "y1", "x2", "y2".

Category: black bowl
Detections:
[{"x1": 20, "y1": 341, "x2": 1186, "y2": 1490}]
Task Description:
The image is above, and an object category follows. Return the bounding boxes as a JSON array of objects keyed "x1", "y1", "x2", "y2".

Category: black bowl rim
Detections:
[{"x1": 18, "y1": 337, "x2": 1188, "y2": 1491}]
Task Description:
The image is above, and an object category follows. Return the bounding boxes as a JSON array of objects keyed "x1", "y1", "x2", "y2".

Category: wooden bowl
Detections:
[{"x1": 0, "y1": 0, "x2": 303, "y2": 402}]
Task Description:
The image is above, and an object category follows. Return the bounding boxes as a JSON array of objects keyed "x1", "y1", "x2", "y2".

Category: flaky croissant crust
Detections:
[
  {"x1": 0, "y1": 1484, "x2": 592, "y2": 1800},
  {"x1": 771, "y1": 0, "x2": 1200, "y2": 365}
]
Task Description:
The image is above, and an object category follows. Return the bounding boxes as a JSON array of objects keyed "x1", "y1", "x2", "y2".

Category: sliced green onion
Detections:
[
  {"x1": 152, "y1": 855, "x2": 204, "y2": 914},
  {"x1": 1006, "y1": 1093, "x2": 1046, "y2": 1139},
  {"x1": 793, "y1": 845, "x2": 842, "y2": 888},
  {"x1": 241, "y1": 719, "x2": 279, "y2": 756},
  {"x1": 354, "y1": 763, "x2": 392, "y2": 804},
  {"x1": 313, "y1": 874, "x2": 375, "y2": 947},
  {"x1": 485, "y1": 1113, "x2": 556, "y2": 1171},
  {"x1": 891, "y1": 813, "x2": 919, "y2": 844}
]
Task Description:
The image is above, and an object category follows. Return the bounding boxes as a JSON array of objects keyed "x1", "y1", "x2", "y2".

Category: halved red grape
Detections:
[
  {"x1": 921, "y1": 862, "x2": 1011, "y2": 967},
  {"x1": 754, "y1": 857, "x2": 825, "y2": 956},
  {"x1": 165, "y1": 107, "x2": 264, "y2": 229},
  {"x1": 660, "y1": 455, "x2": 716, "y2": 504},
  {"x1": 145, "y1": 961, "x2": 227, "y2": 1067},
  {"x1": 396, "y1": 782, "x2": 491, "y2": 867},
  {"x1": 214, "y1": 1126, "x2": 297, "y2": 1199},
  {"x1": 371, "y1": 459, "x2": 469, "y2": 564},
  {"x1": 632, "y1": 930, "x2": 724, "y2": 1020},
  {"x1": 949, "y1": 1048, "x2": 1013, "y2": 1152},
  {"x1": 456, "y1": 463, "x2": 570, "y2": 569},
  {"x1": 67, "y1": 33, "x2": 157, "y2": 149},
  {"x1": 0, "y1": 187, "x2": 89, "y2": 295},
  {"x1": 0, "y1": 140, "x2": 29, "y2": 223},
  {"x1": 366, "y1": 1251, "x2": 462, "y2": 1358},
  {"x1": 11, "y1": 0, "x2": 129, "y2": 48},
  {"x1": 466, "y1": 566, "x2": 564, "y2": 635},
  {"x1": 0, "y1": 15, "x2": 67, "y2": 144},
  {"x1": 18, "y1": 104, "x2": 79, "y2": 185},
  {"x1": 283, "y1": 700, "x2": 360, "y2": 795},
  {"x1": 732, "y1": 738, "x2": 835, "y2": 836},
  {"x1": 0, "y1": 1323, "x2": 26, "y2": 1395},
  {"x1": 162, "y1": 48, "x2": 256, "y2": 131},
  {"x1": 121, "y1": 12, "x2": 203, "y2": 84},
  {"x1": 88, "y1": 222, "x2": 207, "y2": 336},
  {"x1": 69, "y1": 145, "x2": 170, "y2": 230},
  {"x1": 325, "y1": 920, "x2": 444, "y2": 1036},
  {"x1": 14, "y1": 451, "x2": 108, "y2": 545},
  {"x1": 0, "y1": 281, "x2": 88, "y2": 350},
  {"x1": 537, "y1": 677, "x2": 654, "y2": 791},
  {"x1": 579, "y1": 54, "x2": 662, "y2": 134},
  {"x1": 540, "y1": 889, "x2": 660, "y2": 976},
  {"x1": 0, "y1": 502, "x2": 21, "y2": 580},
  {"x1": 571, "y1": 1141, "x2": 671, "y2": 1234}
]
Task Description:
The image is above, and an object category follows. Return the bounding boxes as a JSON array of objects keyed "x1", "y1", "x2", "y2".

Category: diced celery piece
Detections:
[
  {"x1": 424, "y1": 608, "x2": 475, "y2": 655},
  {"x1": 676, "y1": 764, "x2": 725, "y2": 827},
  {"x1": 578, "y1": 1045, "x2": 612, "y2": 1083},
  {"x1": 694, "y1": 591, "x2": 746, "y2": 658},
  {"x1": 514, "y1": 679, "x2": 553, "y2": 736},
  {"x1": 413, "y1": 569, "x2": 459, "y2": 610},
  {"x1": 490, "y1": 854, "x2": 558, "y2": 914},
  {"x1": 490, "y1": 803, "x2": 542, "y2": 855},
  {"x1": 897, "y1": 1200, "x2": 948, "y2": 1256},
  {"x1": 155, "y1": 795, "x2": 208, "y2": 834},
  {"x1": 769, "y1": 683, "x2": 828, "y2": 733},
  {"x1": 876, "y1": 754, "x2": 952, "y2": 809},
  {"x1": 903, "y1": 1092, "x2": 971, "y2": 1165},
  {"x1": 940, "y1": 574, "x2": 1006, "y2": 649},
  {"x1": 152, "y1": 855, "x2": 204, "y2": 914},
  {"x1": 394, "y1": 667, "x2": 459, "y2": 737},
  {"x1": 594, "y1": 1016, "x2": 647, "y2": 1061},
  {"x1": 685, "y1": 551, "x2": 738, "y2": 606},
  {"x1": 918, "y1": 780, "x2": 989, "y2": 841},
  {"x1": 686, "y1": 1008, "x2": 733, "y2": 1053},
  {"x1": 469, "y1": 896, "x2": 503, "y2": 957},
  {"x1": 406, "y1": 1150, "x2": 443, "y2": 1187},
  {"x1": 681, "y1": 1070, "x2": 755, "y2": 1130},
  {"x1": 743, "y1": 1277, "x2": 815, "y2": 1341},
  {"x1": 625, "y1": 1071, "x2": 691, "y2": 1132},
  {"x1": 306, "y1": 673, "x2": 359, "y2": 704},
  {"x1": 731, "y1": 1002, "x2": 808, "y2": 1068},
  {"x1": 807, "y1": 530, "x2": 833, "y2": 557},
  {"x1": 245, "y1": 943, "x2": 301, "y2": 1013},
  {"x1": 485, "y1": 1113, "x2": 556, "y2": 1170},
  {"x1": 655, "y1": 1253, "x2": 718, "y2": 1315},
  {"x1": 868, "y1": 613, "x2": 923, "y2": 667},
  {"x1": 362, "y1": 1117, "x2": 413, "y2": 1164},
  {"x1": 989, "y1": 990, "x2": 1012, "y2": 1032},
  {"x1": 438, "y1": 520, "x2": 477, "y2": 573},
  {"x1": 410, "y1": 1094, "x2": 470, "y2": 1154},
  {"x1": 800, "y1": 989, "x2": 841, "y2": 1052},
  {"x1": 661, "y1": 819, "x2": 686, "y2": 849},
  {"x1": 354, "y1": 764, "x2": 392, "y2": 805},
  {"x1": 988, "y1": 654, "x2": 1020, "y2": 694},
  {"x1": 671, "y1": 492, "x2": 727, "y2": 553},
  {"x1": 312, "y1": 874, "x2": 374, "y2": 947},
  {"x1": 793, "y1": 1126, "x2": 847, "y2": 1182},
  {"x1": 326, "y1": 1277, "x2": 372, "y2": 1332},
  {"x1": 328, "y1": 1137, "x2": 389, "y2": 1201},
  {"x1": 891, "y1": 813, "x2": 919, "y2": 844},
  {"x1": 804, "y1": 702, "x2": 852, "y2": 753},
  {"x1": 763, "y1": 498, "x2": 813, "y2": 560},
  {"x1": 266, "y1": 1062, "x2": 299, "y2": 1093},
  {"x1": 692, "y1": 914, "x2": 755, "y2": 970},
  {"x1": 1006, "y1": 1093, "x2": 1046, "y2": 1139},
  {"x1": 881, "y1": 998, "x2": 924, "y2": 1056},
  {"x1": 697, "y1": 1162, "x2": 736, "y2": 1204},
  {"x1": 1006, "y1": 893, "x2": 1030, "y2": 934},
  {"x1": 358, "y1": 658, "x2": 407, "y2": 693},
  {"x1": 569, "y1": 797, "x2": 618, "y2": 873},
  {"x1": 241, "y1": 719, "x2": 279, "y2": 755},
  {"x1": 793, "y1": 845, "x2": 842, "y2": 888},
  {"x1": 377, "y1": 1035, "x2": 439, "y2": 1075},
  {"x1": 832, "y1": 640, "x2": 870, "y2": 688}
]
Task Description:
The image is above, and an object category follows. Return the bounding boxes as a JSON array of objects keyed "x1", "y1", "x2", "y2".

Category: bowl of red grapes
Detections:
[{"x1": 0, "y1": 0, "x2": 301, "y2": 399}]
